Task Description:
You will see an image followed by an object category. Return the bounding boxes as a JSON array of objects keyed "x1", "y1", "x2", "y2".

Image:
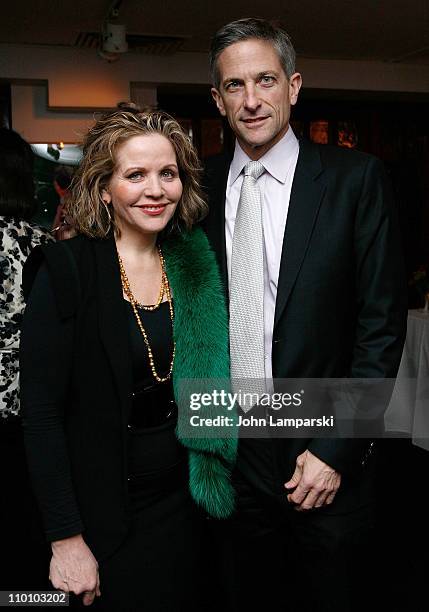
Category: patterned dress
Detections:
[{"x1": 0, "y1": 217, "x2": 53, "y2": 417}]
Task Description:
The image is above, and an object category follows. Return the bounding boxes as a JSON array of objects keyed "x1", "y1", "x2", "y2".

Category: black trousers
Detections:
[
  {"x1": 222, "y1": 499, "x2": 376, "y2": 612},
  {"x1": 208, "y1": 439, "x2": 377, "y2": 612}
]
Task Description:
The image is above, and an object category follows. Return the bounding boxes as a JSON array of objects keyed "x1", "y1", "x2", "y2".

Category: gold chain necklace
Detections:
[
  {"x1": 120, "y1": 249, "x2": 166, "y2": 311},
  {"x1": 117, "y1": 246, "x2": 175, "y2": 383}
]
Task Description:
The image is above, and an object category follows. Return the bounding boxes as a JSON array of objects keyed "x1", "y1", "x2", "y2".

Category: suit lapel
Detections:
[
  {"x1": 94, "y1": 235, "x2": 133, "y2": 424},
  {"x1": 274, "y1": 140, "x2": 326, "y2": 328}
]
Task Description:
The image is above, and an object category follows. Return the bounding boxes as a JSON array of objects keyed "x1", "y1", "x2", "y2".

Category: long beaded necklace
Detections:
[
  {"x1": 118, "y1": 246, "x2": 175, "y2": 383},
  {"x1": 121, "y1": 251, "x2": 166, "y2": 311}
]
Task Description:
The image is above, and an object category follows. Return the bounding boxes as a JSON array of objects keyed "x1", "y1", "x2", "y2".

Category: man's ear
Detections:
[
  {"x1": 289, "y1": 73, "x2": 302, "y2": 107},
  {"x1": 101, "y1": 188, "x2": 111, "y2": 205},
  {"x1": 211, "y1": 87, "x2": 226, "y2": 117}
]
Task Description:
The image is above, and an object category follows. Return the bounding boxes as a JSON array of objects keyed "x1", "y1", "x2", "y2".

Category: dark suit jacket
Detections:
[{"x1": 203, "y1": 138, "x2": 408, "y2": 509}]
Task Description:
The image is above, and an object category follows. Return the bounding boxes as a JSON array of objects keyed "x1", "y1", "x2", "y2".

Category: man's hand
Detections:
[
  {"x1": 284, "y1": 450, "x2": 341, "y2": 511},
  {"x1": 50, "y1": 534, "x2": 101, "y2": 606}
]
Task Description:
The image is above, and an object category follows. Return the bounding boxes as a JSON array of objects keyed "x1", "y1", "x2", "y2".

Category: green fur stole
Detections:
[{"x1": 163, "y1": 227, "x2": 237, "y2": 519}]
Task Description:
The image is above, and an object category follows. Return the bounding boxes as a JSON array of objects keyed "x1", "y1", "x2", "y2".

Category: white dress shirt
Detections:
[{"x1": 225, "y1": 127, "x2": 300, "y2": 381}]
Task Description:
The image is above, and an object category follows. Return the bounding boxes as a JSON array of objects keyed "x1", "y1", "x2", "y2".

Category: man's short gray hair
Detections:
[{"x1": 209, "y1": 18, "x2": 296, "y2": 88}]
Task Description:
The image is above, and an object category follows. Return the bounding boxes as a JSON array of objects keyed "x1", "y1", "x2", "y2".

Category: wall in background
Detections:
[
  {"x1": 10, "y1": 82, "x2": 158, "y2": 143},
  {"x1": 1, "y1": 42, "x2": 428, "y2": 142}
]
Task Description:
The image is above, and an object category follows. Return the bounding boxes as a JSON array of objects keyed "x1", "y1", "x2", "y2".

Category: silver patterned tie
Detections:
[{"x1": 230, "y1": 160, "x2": 266, "y2": 410}]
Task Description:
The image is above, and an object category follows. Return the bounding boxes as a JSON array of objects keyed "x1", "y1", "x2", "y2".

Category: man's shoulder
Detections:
[
  {"x1": 321, "y1": 143, "x2": 379, "y2": 166},
  {"x1": 202, "y1": 153, "x2": 233, "y2": 204},
  {"x1": 301, "y1": 139, "x2": 382, "y2": 174},
  {"x1": 203, "y1": 152, "x2": 232, "y2": 179}
]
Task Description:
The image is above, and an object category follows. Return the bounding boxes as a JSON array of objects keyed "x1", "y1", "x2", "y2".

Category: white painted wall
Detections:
[
  {"x1": 0, "y1": 44, "x2": 210, "y2": 108},
  {"x1": 2, "y1": 43, "x2": 428, "y2": 142}
]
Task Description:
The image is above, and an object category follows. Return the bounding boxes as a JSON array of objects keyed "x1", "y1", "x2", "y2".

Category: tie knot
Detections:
[{"x1": 243, "y1": 160, "x2": 264, "y2": 180}]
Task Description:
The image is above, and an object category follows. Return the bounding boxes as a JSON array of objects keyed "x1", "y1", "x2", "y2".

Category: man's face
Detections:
[{"x1": 211, "y1": 39, "x2": 302, "y2": 160}]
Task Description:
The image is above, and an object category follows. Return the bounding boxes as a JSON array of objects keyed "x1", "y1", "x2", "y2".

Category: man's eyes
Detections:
[
  {"x1": 226, "y1": 81, "x2": 242, "y2": 90},
  {"x1": 260, "y1": 75, "x2": 276, "y2": 85},
  {"x1": 225, "y1": 75, "x2": 276, "y2": 90}
]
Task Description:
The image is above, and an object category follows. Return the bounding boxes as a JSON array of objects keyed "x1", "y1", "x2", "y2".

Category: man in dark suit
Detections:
[{"x1": 203, "y1": 17, "x2": 408, "y2": 612}]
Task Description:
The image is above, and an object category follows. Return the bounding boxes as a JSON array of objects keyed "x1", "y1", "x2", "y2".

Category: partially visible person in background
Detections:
[
  {"x1": 52, "y1": 165, "x2": 77, "y2": 240},
  {"x1": 0, "y1": 127, "x2": 53, "y2": 589}
]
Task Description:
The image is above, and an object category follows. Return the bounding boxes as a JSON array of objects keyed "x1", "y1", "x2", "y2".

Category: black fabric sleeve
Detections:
[
  {"x1": 349, "y1": 157, "x2": 407, "y2": 380},
  {"x1": 20, "y1": 262, "x2": 84, "y2": 541},
  {"x1": 308, "y1": 157, "x2": 408, "y2": 476}
]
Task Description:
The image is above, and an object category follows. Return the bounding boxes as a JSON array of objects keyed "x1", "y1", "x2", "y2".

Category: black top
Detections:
[
  {"x1": 125, "y1": 300, "x2": 183, "y2": 479},
  {"x1": 126, "y1": 300, "x2": 173, "y2": 388},
  {"x1": 126, "y1": 300, "x2": 177, "y2": 429}
]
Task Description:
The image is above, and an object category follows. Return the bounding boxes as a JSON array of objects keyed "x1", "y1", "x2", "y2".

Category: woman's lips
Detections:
[{"x1": 137, "y1": 205, "x2": 167, "y2": 216}]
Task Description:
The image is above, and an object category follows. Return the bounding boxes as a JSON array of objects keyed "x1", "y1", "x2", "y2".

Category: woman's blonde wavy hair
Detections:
[{"x1": 68, "y1": 103, "x2": 208, "y2": 238}]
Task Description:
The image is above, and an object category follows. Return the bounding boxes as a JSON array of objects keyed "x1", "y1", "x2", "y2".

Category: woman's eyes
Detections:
[
  {"x1": 127, "y1": 171, "x2": 144, "y2": 180},
  {"x1": 161, "y1": 169, "x2": 176, "y2": 178},
  {"x1": 126, "y1": 169, "x2": 177, "y2": 180}
]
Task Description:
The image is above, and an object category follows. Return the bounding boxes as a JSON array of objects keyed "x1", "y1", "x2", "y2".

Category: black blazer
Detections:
[
  {"x1": 21, "y1": 236, "x2": 135, "y2": 560},
  {"x1": 203, "y1": 139, "x2": 408, "y2": 505}
]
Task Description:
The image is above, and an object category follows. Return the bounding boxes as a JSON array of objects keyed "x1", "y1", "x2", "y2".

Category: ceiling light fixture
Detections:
[{"x1": 98, "y1": 0, "x2": 128, "y2": 63}]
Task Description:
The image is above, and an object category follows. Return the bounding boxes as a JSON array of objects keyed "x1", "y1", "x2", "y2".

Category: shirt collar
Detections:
[{"x1": 229, "y1": 126, "x2": 299, "y2": 186}]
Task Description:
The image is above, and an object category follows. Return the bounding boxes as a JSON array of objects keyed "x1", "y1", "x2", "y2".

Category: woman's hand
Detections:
[{"x1": 50, "y1": 534, "x2": 101, "y2": 606}]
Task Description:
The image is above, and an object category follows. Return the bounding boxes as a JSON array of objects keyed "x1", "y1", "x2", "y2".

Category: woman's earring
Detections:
[{"x1": 101, "y1": 199, "x2": 112, "y2": 233}]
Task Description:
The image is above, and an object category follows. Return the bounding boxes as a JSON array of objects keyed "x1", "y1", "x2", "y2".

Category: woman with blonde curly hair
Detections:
[{"x1": 20, "y1": 104, "x2": 235, "y2": 610}]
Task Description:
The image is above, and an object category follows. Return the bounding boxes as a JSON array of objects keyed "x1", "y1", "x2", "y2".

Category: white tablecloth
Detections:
[{"x1": 385, "y1": 310, "x2": 429, "y2": 450}]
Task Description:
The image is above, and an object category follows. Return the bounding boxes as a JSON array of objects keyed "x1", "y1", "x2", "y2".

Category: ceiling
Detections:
[{"x1": 1, "y1": 0, "x2": 428, "y2": 64}]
